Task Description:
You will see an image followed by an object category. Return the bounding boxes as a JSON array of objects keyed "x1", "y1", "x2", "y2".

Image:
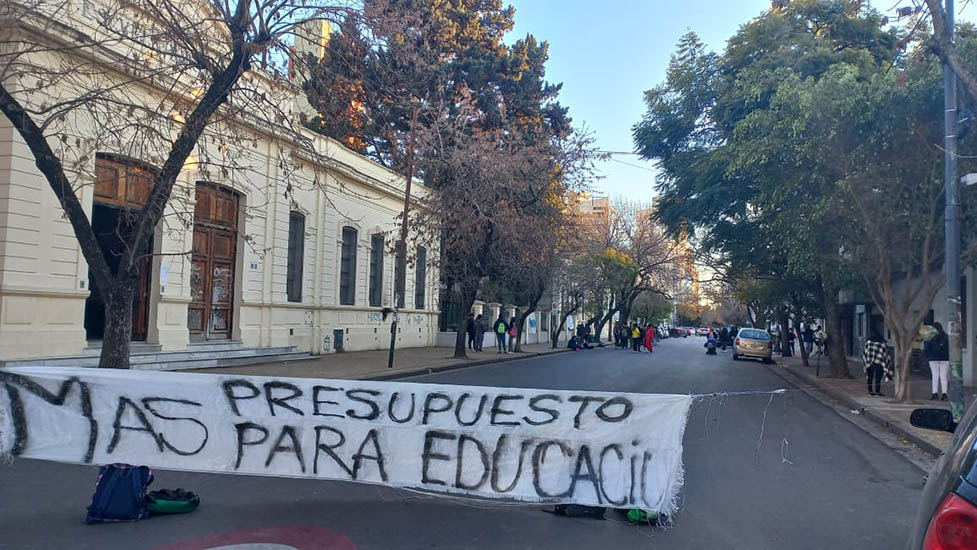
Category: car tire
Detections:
[
  {"x1": 732, "y1": 354, "x2": 739, "y2": 361},
  {"x1": 763, "y1": 357, "x2": 773, "y2": 364}
]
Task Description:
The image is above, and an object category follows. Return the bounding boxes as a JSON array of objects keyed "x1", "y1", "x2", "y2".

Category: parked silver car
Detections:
[{"x1": 732, "y1": 328, "x2": 773, "y2": 362}]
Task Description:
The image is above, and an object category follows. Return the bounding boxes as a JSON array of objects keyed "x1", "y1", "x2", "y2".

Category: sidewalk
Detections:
[
  {"x1": 188, "y1": 342, "x2": 568, "y2": 381},
  {"x1": 767, "y1": 353, "x2": 976, "y2": 457}
]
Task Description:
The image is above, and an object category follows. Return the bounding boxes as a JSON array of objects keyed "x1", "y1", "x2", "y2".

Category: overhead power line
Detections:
[{"x1": 608, "y1": 157, "x2": 657, "y2": 172}]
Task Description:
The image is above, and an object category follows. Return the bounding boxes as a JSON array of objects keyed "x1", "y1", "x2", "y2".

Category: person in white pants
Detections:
[{"x1": 924, "y1": 322, "x2": 950, "y2": 401}]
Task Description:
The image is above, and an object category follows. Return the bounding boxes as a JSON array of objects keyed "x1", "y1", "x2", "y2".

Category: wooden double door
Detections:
[
  {"x1": 188, "y1": 184, "x2": 239, "y2": 340},
  {"x1": 86, "y1": 155, "x2": 156, "y2": 342}
]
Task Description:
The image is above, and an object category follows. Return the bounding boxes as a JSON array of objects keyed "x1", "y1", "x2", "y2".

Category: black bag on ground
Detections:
[{"x1": 552, "y1": 504, "x2": 606, "y2": 519}]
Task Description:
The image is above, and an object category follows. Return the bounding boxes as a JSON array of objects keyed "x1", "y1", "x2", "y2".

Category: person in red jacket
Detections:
[{"x1": 644, "y1": 323, "x2": 655, "y2": 353}]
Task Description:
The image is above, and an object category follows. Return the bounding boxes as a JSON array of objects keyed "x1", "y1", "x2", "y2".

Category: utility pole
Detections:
[
  {"x1": 388, "y1": 106, "x2": 419, "y2": 369},
  {"x1": 943, "y1": 0, "x2": 965, "y2": 420}
]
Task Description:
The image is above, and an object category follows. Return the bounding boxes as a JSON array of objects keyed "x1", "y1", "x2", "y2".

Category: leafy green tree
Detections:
[
  {"x1": 634, "y1": 2, "x2": 899, "y2": 378},
  {"x1": 675, "y1": 303, "x2": 702, "y2": 327},
  {"x1": 631, "y1": 291, "x2": 673, "y2": 325},
  {"x1": 303, "y1": 0, "x2": 597, "y2": 359}
]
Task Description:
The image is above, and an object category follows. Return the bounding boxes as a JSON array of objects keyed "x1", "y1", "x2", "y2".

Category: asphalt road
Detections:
[{"x1": 0, "y1": 337, "x2": 924, "y2": 549}]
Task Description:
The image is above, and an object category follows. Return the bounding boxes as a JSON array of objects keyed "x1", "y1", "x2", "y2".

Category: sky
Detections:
[{"x1": 505, "y1": 0, "x2": 977, "y2": 203}]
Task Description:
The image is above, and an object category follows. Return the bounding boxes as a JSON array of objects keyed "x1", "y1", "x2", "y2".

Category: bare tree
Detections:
[
  {"x1": 577, "y1": 197, "x2": 677, "y2": 337},
  {"x1": 549, "y1": 258, "x2": 586, "y2": 348},
  {"x1": 924, "y1": 0, "x2": 977, "y2": 103},
  {"x1": 844, "y1": 166, "x2": 945, "y2": 402},
  {"x1": 0, "y1": 0, "x2": 350, "y2": 367},
  {"x1": 411, "y1": 95, "x2": 598, "y2": 358}
]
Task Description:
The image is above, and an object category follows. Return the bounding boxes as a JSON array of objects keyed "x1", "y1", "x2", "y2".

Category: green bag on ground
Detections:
[
  {"x1": 146, "y1": 489, "x2": 199, "y2": 515},
  {"x1": 626, "y1": 509, "x2": 659, "y2": 524}
]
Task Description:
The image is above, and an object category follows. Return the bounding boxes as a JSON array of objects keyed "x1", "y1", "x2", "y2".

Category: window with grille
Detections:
[
  {"x1": 414, "y1": 246, "x2": 427, "y2": 309},
  {"x1": 394, "y1": 245, "x2": 405, "y2": 308},
  {"x1": 369, "y1": 234, "x2": 384, "y2": 307},
  {"x1": 286, "y1": 212, "x2": 305, "y2": 302},
  {"x1": 340, "y1": 226, "x2": 357, "y2": 305}
]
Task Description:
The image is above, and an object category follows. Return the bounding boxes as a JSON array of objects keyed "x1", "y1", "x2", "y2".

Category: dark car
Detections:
[{"x1": 907, "y1": 400, "x2": 977, "y2": 549}]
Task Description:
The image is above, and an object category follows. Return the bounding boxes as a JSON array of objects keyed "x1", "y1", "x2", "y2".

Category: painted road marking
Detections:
[{"x1": 153, "y1": 526, "x2": 356, "y2": 550}]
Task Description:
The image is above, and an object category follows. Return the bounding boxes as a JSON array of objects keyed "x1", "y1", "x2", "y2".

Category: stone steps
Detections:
[{"x1": 1, "y1": 343, "x2": 310, "y2": 371}]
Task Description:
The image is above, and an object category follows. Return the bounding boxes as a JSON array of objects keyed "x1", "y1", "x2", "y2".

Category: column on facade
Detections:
[
  {"x1": 482, "y1": 302, "x2": 497, "y2": 321},
  {"x1": 504, "y1": 305, "x2": 517, "y2": 322}
]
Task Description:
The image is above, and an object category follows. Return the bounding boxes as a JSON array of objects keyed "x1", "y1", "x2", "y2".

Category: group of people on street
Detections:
[
  {"x1": 567, "y1": 324, "x2": 597, "y2": 351},
  {"x1": 860, "y1": 322, "x2": 949, "y2": 400},
  {"x1": 771, "y1": 323, "x2": 826, "y2": 357},
  {"x1": 613, "y1": 321, "x2": 656, "y2": 353},
  {"x1": 465, "y1": 313, "x2": 520, "y2": 354}
]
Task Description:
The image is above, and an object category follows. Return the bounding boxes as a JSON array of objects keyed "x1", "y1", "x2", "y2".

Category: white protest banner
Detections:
[{"x1": 0, "y1": 367, "x2": 691, "y2": 514}]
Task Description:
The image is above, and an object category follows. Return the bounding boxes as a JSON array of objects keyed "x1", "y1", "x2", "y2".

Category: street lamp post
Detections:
[{"x1": 944, "y1": 0, "x2": 965, "y2": 420}]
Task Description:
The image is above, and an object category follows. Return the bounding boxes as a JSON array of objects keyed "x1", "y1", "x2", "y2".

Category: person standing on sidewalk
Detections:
[
  {"x1": 630, "y1": 324, "x2": 641, "y2": 352},
  {"x1": 644, "y1": 323, "x2": 655, "y2": 353},
  {"x1": 466, "y1": 314, "x2": 476, "y2": 351},
  {"x1": 924, "y1": 322, "x2": 950, "y2": 401},
  {"x1": 473, "y1": 314, "x2": 486, "y2": 352},
  {"x1": 862, "y1": 332, "x2": 892, "y2": 397},
  {"x1": 803, "y1": 324, "x2": 814, "y2": 355},
  {"x1": 508, "y1": 317, "x2": 518, "y2": 352},
  {"x1": 493, "y1": 315, "x2": 508, "y2": 354},
  {"x1": 814, "y1": 326, "x2": 825, "y2": 356}
]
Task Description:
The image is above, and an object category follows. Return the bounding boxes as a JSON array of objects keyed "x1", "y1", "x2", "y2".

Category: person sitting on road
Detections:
[
  {"x1": 704, "y1": 335, "x2": 718, "y2": 355},
  {"x1": 567, "y1": 335, "x2": 582, "y2": 351}
]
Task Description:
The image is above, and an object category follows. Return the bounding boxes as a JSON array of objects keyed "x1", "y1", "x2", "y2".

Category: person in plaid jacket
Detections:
[{"x1": 862, "y1": 332, "x2": 892, "y2": 397}]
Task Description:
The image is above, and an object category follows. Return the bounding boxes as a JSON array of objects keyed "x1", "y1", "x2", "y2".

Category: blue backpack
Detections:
[{"x1": 85, "y1": 464, "x2": 153, "y2": 524}]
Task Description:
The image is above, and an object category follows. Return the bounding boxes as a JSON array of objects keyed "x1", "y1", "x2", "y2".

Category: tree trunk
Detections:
[
  {"x1": 552, "y1": 303, "x2": 578, "y2": 349},
  {"x1": 822, "y1": 288, "x2": 851, "y2": 378},
  {"x1": 779, "y1": 310, "x2": 791, "y2": 358},
  {"x1": 619, "y1": 303, "x2": 632, "y2": 326},
  {"x1": 892, "y1": 331, "x2": 914, "y2": 403},
  {"x1": 453, "y1": 283, "x2": 478, "y2": 359},
  {"x1": 595, "y1": 307, "x2": 616, "y2": 344},
  {"x1": 514, "y1": 289, "x2": 543, "y2": 353},
  {"x1": 98, "y1": 277, "x2": 137, "y2": 369},
  {"x1": 795, "y1": 315, "x2": 810, "y2": 368},
  {"x1": 747, "y1": 302, "x2": 758, "y2": 328}
]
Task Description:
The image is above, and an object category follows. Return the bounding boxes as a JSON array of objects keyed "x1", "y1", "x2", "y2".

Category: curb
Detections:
[
  {"x1": 763, "y1": 360, "x2": 945, "y2": 458},
  {"x1": 357, "y1": 348, "x2": 573, "y2": 381}
]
